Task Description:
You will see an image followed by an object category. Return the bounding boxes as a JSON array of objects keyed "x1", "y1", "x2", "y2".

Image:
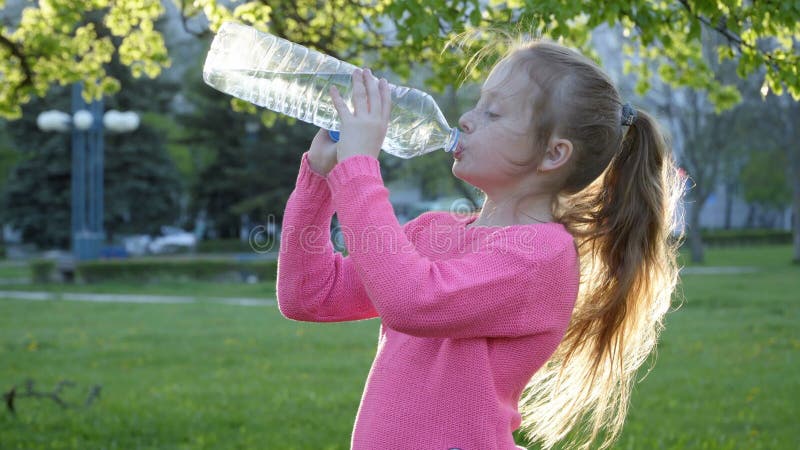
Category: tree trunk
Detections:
[
  {"x1": 785, "y1": 102, "x2": 800, "y2": 263},
  {"x1": 793, "y1": 171, "x2": 800, "y2": 263},
  {"x1": 745, "y1": 203, "x2": 755, "y2": 228},
  {"x1": 723, "y1": 181, "x2": 735, "y2": 229}
]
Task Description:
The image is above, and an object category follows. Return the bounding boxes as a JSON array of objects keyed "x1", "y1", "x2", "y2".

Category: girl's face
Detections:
[{"x1": 452, "y1": 59, "x2": 539, "y2": 195}]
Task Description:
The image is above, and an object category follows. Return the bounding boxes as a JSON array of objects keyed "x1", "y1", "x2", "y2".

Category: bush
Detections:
[
  {"x1": 77, "y1": 259, "x2": 278, "y2": 283},
  {"x1": 196, "y1": 239, "x2": 257, "y2": 254},
  {"x1": 30, "y1": 259, "x2": 56, "y2": 283},
  {"x1": 700, "y1": 228, "x2": 792, "y2": 246}
]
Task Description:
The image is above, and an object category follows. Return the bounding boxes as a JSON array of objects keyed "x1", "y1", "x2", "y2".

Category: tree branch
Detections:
[
  {"x1": 676, "y1": 0, "x2": 784, "y2": 74},
  {"x1": 178, "y1": 0, "x2": 211, "y2": 38},
  {"x1": 3, "y1": 379, "x2": 102, "y2": 414},
  {"x1": 0, "y1": 31, "x2": 33, "y2": 92}
]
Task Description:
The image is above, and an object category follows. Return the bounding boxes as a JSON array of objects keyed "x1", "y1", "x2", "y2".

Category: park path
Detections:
[
  {"x1": 0, "y1": 266, "x2": 758, "y2": 307},
  {"x1": 679, "y1": 266, "x2": 759, "y2": 274},
  {"x1": 0, "y1": 290, "x2": 275, "y2": 306}
]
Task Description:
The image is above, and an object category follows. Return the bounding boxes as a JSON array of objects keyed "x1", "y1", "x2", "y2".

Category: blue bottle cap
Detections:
[
  {"x1": 447, "y1": 128, "x2": 460, "y2": 152},
  {"x1": 328, "y1": 130, "x2": 340, "y2": 142}
]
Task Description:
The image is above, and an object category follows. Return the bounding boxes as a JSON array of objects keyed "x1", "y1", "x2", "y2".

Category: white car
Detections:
[
  {"x1": 122, "y1": 234, "x2": 152, "y2": 256},
  {"x1": 147, "y1": 227, "x2": 197, "y2": 254}
]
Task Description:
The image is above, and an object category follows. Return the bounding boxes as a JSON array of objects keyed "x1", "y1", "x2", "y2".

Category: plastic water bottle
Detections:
[{"x1": 202, "y1": 22, "x2": 459, "y2": 159}]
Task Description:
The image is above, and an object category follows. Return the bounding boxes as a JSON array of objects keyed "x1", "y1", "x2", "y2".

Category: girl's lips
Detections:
[{"x1": 453, "y1": 143, "x2": 464, "y2": 159}]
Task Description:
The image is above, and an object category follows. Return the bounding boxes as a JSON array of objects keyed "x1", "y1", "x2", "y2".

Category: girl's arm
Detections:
[
  {"x1": 276, "y1": 151, "x2": 379, "y2": 323},
  {"x1": 326, "y1": 155, "x2": 580, "y2": 339}
]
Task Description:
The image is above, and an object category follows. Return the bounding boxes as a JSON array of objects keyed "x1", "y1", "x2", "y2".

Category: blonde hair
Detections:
[{"x1": 460, "y1": 38, "x2": 685, "y2": 449}]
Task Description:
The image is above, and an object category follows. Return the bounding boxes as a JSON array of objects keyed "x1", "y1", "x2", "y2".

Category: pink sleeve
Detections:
[
  {"x1": 276, "y1": 152, "x2": 379, "y2": 323},
  {"x1": 326, "y1": 155, "x2": 579, "y2": 339}
]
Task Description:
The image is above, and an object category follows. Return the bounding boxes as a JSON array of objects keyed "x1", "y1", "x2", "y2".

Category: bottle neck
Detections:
[{"x1": 445, "y1": 128, "x2": 460, "y2": 153}]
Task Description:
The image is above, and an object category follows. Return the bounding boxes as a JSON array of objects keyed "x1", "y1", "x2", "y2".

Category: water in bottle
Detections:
[{"x1": 202, "y1": 22, "x2": 459, "y2": 159}]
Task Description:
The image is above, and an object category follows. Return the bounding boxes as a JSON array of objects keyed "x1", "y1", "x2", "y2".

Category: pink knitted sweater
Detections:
[{"x1": 277, "y1": 152, "x2": 580, "y2": 450}]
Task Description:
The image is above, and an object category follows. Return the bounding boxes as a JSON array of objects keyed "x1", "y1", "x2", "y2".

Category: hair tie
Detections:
[{"x1": 621, "y1": 103, "x2": 637, "y2": 126}]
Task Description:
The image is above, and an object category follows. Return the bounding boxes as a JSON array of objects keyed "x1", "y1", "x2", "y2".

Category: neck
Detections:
[{"x1": 469, "y1": 191, "x2": 555, "y2": 228}]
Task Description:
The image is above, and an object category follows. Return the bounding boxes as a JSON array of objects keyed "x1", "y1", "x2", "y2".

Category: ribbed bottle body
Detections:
[{"x1": 203, "y1": 22, "x2": 457, "y2": 158}]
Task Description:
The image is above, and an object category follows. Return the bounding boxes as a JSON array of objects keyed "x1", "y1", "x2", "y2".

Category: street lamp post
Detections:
[{"x1": 37, "y1": 83, "x2": 139, "y2": 260}]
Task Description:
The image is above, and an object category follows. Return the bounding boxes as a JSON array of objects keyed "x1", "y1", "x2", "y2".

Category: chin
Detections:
[
  {"x1": 451, "y1": 166, "x2": 477, "y2": 188},
  {"x1": 451, "y1": 164, "x2": 465, "y2": 180}
]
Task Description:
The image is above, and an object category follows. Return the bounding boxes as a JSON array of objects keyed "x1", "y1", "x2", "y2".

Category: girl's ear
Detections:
[{"x1": 538, "y1": 138, "x2": 573, "y2": 172}]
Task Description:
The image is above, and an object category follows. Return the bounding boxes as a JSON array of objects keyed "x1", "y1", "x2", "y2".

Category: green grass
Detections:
[
  {"x1": 678, "y1": 244, "x2": 798, "y2": 268},
  {"x1": 613, "y1": 268, "x2": 798, "y2": 449},
  {"x1": 1, "y1": 298, "x2": 376, "y2": 449},
  {"x1": 0, "y1": 280, "x2": 276, "y2": 299},
  {"x1": 1, "y1": 245, "x2": 798, "y2": 449},
  {"x1": 0, "y1": 261, "x2": 30, "y2": 280}
]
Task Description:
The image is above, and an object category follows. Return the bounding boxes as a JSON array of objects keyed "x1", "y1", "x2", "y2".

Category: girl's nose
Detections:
[{"x1": 458, "y1": 111, "x2": 473, "y2": 133}]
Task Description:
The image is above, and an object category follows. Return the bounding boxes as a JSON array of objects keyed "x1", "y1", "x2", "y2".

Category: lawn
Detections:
[
  {"x1": 1, "y1": 245, "x2": 798, "y2": 449},
  {"x1": 0, "y1": 279, "x2": 277, "y2": 299},
  {"x1": 0, "y1": 261, "x2": 30, "y2": 280}
]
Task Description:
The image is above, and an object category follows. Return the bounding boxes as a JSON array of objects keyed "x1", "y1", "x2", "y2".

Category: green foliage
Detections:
[
  {"x1": 76, "y1": 259, "x2": 277, "y2": 283},
  {"x1": 177, "y1": 58, "x2": 309, "y2": 239},
  {"x1": 739, "y1": 148, "x2": 792, "y2": 210},
  {"x1": 0, "y1": 16, "x2": 185, "y2": 248},
  {"x1": 29, "y1": 259, "x2": 56, "y2": 283},
  {"x1": 102, "y1": 123, "x2": 183, "y2": 239},
  {"x1": 0, "y1": 105, "x2": 73, "y2": 248},
  {"x1": 0, "y1": 85, "x2": 183, "y2": 248},
  {"x1": 0, "y1": 121, "x2": 20, "y2": 190},
  {"x1": 0, "y1": 0, "x2": 168, "y2": 118},
  {"x1": 139, "y1": 112, "x2": 199, "y2": 184},
  {"x1": 1, "y1": 0, "x2": 798, "y2": 117},
  {"x1": 196, "y1": 239, "x2": 258, "y2": 254}
]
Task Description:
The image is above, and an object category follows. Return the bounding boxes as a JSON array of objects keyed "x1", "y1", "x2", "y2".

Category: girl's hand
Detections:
[
  {"x1": 330, "y1": 68, "x2": 391, "y2": 161},
  {"x1": 307, "y1": 128, "x2": 338, "y2": 176}
]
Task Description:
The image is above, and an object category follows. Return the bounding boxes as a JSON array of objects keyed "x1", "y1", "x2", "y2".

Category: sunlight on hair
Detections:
[
  {"x1": 442, "y1": 24, "x2": 549, "y2": 87},
  {"x1": 516, "y1": 118, "x2": 687, "y2": 448},
  {"x1": 444, "y1": 34, "x2": 687, "y2": 449}
]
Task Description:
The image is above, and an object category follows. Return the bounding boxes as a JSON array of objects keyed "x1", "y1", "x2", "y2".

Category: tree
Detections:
[
  {"x1": 0, "y1": 87, "x2": 184, "y2": 249},
  {"x1": 101, "y1": 22, "x2": 185, "y2": 240},
  {"x1": 739, "y1": 148, "x2": 791, "y2": 225},
  {"x1": 0, "y1": 17, "x2": 185, "y2": 249},
  {"x1": 660, "y1": 87, "x2": 725, "y2": 263},
  {"x1": 176, "y1": 57, "x2": 310, "y2": 239},
  {"x1": 102, "y1": 124, "x2": 183, "y2": 240},
  {"x1": 0, "y1": 121, "x2": 20, "y2": 195},
  {"x1": 0, "y1": 119, "x2": 72, "y2": 248},
  {"x1": 641, "y1": 29, "x2": 730, "y2": 263},
  {"x1": 1, "y1": 0, "x2": 798, "y2": 119},
  {"x1": 765, "y1": 93, "x2": 800, "y2": 262},
  {"x1": 714, "y1": 78, "x2": 800, "y2": 261},
  {"x1": 2, "y1": 1, "x2": 798, "y2": 255}
]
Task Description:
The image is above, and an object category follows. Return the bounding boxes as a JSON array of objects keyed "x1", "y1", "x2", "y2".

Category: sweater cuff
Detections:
[
  {"x1": 297, "y1": 151, "x2": 332, "y2": 194},
  {"x1": 326, "y1": 154, "x2": 382, "y2": 194}
]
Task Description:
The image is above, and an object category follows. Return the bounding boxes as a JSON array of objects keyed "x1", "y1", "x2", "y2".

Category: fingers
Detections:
[
  {"x1": 314, "y1": 127, "x2": 329, "y2": 139},
  {"x1": 351, "y1": 68, "x2": 368, "y2": 115},
  {"x1": 363, "y1": 69, "x2": 380, "y2": 114},
  {"x1": 351, "y1": 68, "x2": 385, "y2": 117},
  {"x1": 379, "y1": 78, "x2": 391, "y2": 122},
  {"x1": 311, "y1": 127, "x2": 336, "y2": 147},
  {"x1": 332, "y1": 68, "x2": 390, "y2": 134},
  {"x1": 329, "y1": 85, "x2": 352, "y2": 119}
]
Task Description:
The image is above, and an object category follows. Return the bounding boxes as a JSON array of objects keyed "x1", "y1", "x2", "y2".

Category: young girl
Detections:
[{"x1": 277, "y1": 39, "x2": 683, "y2": 450}]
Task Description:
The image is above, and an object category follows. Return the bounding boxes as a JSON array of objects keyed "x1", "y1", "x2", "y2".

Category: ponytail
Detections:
[{"x1": 518, "y1": 108, "x2": 685, "y2": 449}]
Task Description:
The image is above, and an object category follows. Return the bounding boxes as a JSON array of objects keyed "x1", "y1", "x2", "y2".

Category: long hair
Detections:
[{"x1": 490, "y1": 41, "x2": 687, "y2": 449}]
